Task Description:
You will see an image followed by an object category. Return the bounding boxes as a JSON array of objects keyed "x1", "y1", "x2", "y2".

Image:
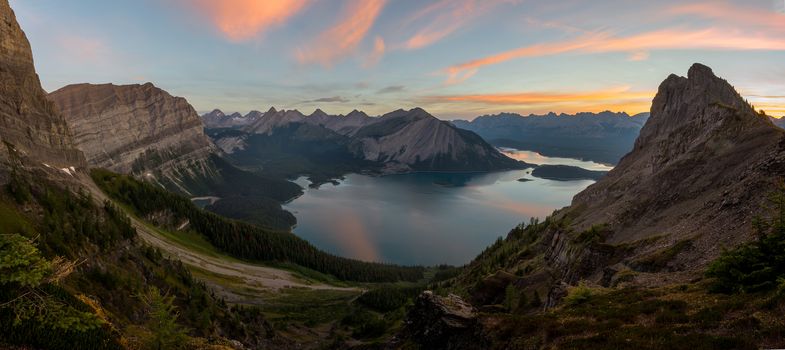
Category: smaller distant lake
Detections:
[
  {"x1": 284, "y1": 151, "x2": 608, "y2": 266},
  {"x1": 499, "y1": 148, "x2": 614, "y2": 171}
]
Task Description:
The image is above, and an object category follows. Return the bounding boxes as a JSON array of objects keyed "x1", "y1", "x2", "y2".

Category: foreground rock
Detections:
[{"x1": 396, "y1": 291, "x2": 481, "y2": 349}]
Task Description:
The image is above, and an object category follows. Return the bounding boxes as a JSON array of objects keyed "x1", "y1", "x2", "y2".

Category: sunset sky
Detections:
[{"x1": 11, "y1": 0, "x2": 785, "y2": 119}]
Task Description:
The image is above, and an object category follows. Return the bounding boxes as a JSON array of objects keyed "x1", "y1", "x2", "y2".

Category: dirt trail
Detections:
[
  {"x1": 79, "y1": 174, "x2": 360, "y2": 301},
  {"x1": 131, "y1": 219, "x2": 357, "y2": 291}
]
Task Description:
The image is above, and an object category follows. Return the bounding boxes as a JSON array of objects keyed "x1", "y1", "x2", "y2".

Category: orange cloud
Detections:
[
  {"x1": 429, "y1": 86, "x2": 651, "y2": 104},
  {"x1": 751, "y1": 102, "x2": 785, "y2": 117},
  {"x1": 297, "y1": 0, "x2": 386, "y2": 67},
  {"x1": 445, "y1": 28, "x2": 785, "y2": 83},
  {"x1": 423, "y1": 87, "x2": 655, "y2": 115},
  {"x1": 628, "y1": 51, "x2": 650, "y2": 61},
  {"x1": 401, "y1": 0, "x2": 517, "y2": 50},
  {"x1": 188, "y1": 0, "x2": 309, "y2": 41}
]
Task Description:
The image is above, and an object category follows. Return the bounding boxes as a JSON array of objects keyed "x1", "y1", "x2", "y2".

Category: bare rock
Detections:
[
  {"x1": 0, "y1": 0, "x2": 84, "y2": 169},
  {"x1": 398, "y1": 291, "x2": 482, "y2": 349},
  {"x1": 47, "y1": 82, "x2": 217, "y2": 189}
]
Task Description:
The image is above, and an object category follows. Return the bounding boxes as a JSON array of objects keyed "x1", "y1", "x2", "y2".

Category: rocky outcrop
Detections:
[
  {"x1": 0, "y1": 0, "x2": 84, "y2": 170},
  {"x1": 48, "y1": 83, "x2": 218, "y2": 193},
  {"x1": 397, "y1": 291, "x2": 482, "y2": 349}
]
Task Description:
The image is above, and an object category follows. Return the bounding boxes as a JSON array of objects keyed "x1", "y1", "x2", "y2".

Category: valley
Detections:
[{"x1": 4, "y1": 0, "x2": 785, "y2": 349}]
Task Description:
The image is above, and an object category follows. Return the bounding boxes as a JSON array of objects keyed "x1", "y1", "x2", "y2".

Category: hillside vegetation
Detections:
[{"x1": 91, "y1": 169, "x2": 424, "y2": 283}]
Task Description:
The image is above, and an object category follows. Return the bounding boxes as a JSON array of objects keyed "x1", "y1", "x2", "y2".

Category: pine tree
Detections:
[{"x1": 140, "y1": 287, "x2": 188, "y2": 350}]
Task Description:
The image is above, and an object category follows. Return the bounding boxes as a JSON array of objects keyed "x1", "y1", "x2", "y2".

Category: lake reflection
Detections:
[{"x1": 284, "y1": 168, "x2": 596, "y2": 266}]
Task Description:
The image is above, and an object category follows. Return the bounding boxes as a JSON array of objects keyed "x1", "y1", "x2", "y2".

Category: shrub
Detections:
[
  {"x1": 706, "y1": 189, "x2": 785, "y2": 294},
  {"x1": 564, "y1": 282, "x2": 595, "y2": 306}
]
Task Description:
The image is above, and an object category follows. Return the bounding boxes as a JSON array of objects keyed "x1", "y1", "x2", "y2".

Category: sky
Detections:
[{"x1": 10, "y1": 0, "x2": 785, "y2": 119}]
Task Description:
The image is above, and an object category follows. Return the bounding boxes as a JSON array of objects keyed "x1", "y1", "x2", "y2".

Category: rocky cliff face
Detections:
[
  {"x1": 48, "y1": 83, "x2": 218, "y2": 193},
  {"x1": 0, "y1": 0, "x2": 84, "y2": 170}
]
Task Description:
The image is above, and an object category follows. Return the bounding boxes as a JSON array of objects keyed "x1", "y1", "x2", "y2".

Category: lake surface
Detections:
[
  {"x1": 284, "y1": 154, "x2": 602, "y2": 266},
  {"x1": 499, "y1": 148, "x2": 615, "y2": 171}
]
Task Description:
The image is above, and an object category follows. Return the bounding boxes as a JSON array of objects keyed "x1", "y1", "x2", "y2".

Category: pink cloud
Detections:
[
  {"x1": 445, "y1": 28, "x2": 785, "y2": 83},
  {"x1": 296, "y1": 0, "x2": 386, "y2": 67},
  {"x1": 187, "y1": 0, "x2": 310, "y2": 41}
]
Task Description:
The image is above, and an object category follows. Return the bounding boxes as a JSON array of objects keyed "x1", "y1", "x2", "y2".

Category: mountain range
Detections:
[
  {"x1": 452, "y1": 111, "x2": 649, "y2": 165},
  {"x1": 208, "y1": 106, "x2": 527, "y2": 184},
  {"x1": 3, "y1": 0, "x2": 785, "y2": 347}
]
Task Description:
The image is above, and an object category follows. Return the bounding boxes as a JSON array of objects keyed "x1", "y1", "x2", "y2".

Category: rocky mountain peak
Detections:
[
  {"x1": 207, "y1": 109, "x2": 225, "y2": 117},
  {"x1": 346, "y1": 109, "x2": 368, "y2": 118},
  {"x1": 310, "y1": 108, "x2": 329, "y2": 118},
  {"x1": 0, "y1": 0, "x2": 85, "y2": 168},
  {"x1": 564, "y1": 64, "x2": 785, "y2": 278},
  {"x1": 637, "y1": 62, "x2": 768, "y2": 156}
]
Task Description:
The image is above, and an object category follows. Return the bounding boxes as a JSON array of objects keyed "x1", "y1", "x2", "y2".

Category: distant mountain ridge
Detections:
[
  {"x1": 452, "y1": 111, "x2": 649, "y2": 164},
  {"x1": 209, "y1": 106, "x2": 526, "y2": 183},
  {"x1": 202, "y1": 108, "x2": 263, "y2": 128}
]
